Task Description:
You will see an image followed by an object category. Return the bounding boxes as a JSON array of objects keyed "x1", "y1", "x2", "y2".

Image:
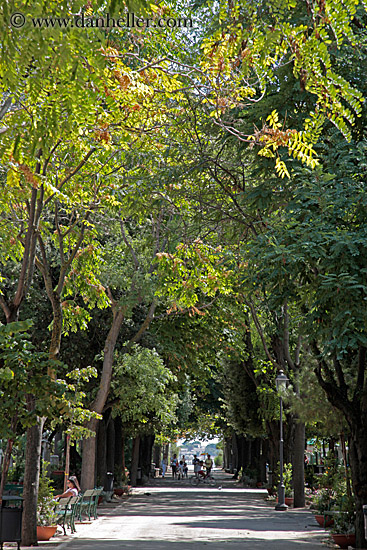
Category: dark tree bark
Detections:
[
  {"x1": 223, "y1": 439, "x2": 230, "y2": 471},
  {"x1": 0, "y1": 415, "x2": 18, "y2": 502},
  {"x1": 96, "y1": 418, "x2": 107, "y2": 488},
  {"x1": 348, "y1": 426, "x2": 367, "y2": 548},
  {"x1": 139, "y1": 434, "x2": 155, "y2": 478},
  {"x1": 236, "y1": 435, "x2": 244, "y2": 472},
  {"x1": 130, "y1": 436, "x2": 140, "y2": 486},
  {"x1": 21, "y1": 417, "x2": 45, "y2": 546},
  {"x1": 153, "y1": 444, "x2": 161, "y2": 469},
  {"x1": 106, "y1": 416, "x2": 115, "y2": 476},
  {"x1": 251, "y1": 438, "x2": 261, "y2": 474},
  {"x1": 313, "y1": 343, "x2": 367, "y2": 547},
  {"x1": 292, "y1": 421, "x2": 305, "y2": 508},
  {"x1": 114, "y1": 417, "x2": 124, "y2": 486},
  {"x1": 231, "y1": 433, "x2": 238, "y2": 474},
  {"x1": 259, "y1": 439, "x2": 268, "y2": 483}
]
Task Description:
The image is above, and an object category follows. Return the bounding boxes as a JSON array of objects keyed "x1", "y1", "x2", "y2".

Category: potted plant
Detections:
[
  {"x1": 283, "y1": 463, "x2": 294, "y2": 506},
  {"x1": 37, "y1": 463, "x2": 59, "y2": 541},
  {"x1": 114, "y1": 468, "x2": 130, "y2": 496},
  {"x1": 312, "y1": 488, "x2": 335, "y2": 527},
  {"x1": 275, "y1": 463, "x2": 294, "y2": 506},
  {"x1": 330, "y1": 499, "x2": 356, "y2": 549}
]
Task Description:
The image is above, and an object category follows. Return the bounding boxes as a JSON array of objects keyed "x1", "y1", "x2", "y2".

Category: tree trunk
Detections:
[
  {"x1": 106, "y1": 415, "x2": 115, "y2": 476},
  {"x1": 0, "y1": 438, "x2": 14, "y2": 502},
  {"x1": 251, "y1": 438, "x2": 261, "y2": 475},
  {"x1": 153, "y1": 444, "x2": 161, "y2": 469},
  {"x1": 259, "y1": 439, "x2": 268, "y2": 483},
  {"x1": 267, "y1": 420, "x2": 279, "y2": 482},
  {"x1": 80, "y1": 307, "x2": 125, "y2": 490},
  {"x1": 130, "y1": 436, "x2": 140, "y2": 486},
  {"x1": 0, "y1": 414, "x2": 18, "y2": 502},
  {"x1": 224, "y1": 437, "x2": 231, "y2": 471},
  {"x1": 121, "y1": 435, "x2": 126, "y2": 477},
  {"x1": 348, "y1": 426, "x2": 367, "y2": 548},
  {"x1": 236, "y1": 435, "x2": 244, "y2": 472},
  {"x1": 114, "y1": 417, "x2": 123, "y2": 486},
  {"x1": 96, "y1": 418, "x2": 107, "y2": 488},
  {"x1": 231, "y1": 433, "x2": 238, "y2": 474},
  {"x1": 80, "y1": 418, "x2": 98, "y2": 490},
  {"x1": 21, "y1": 418, "x2": 45, "y2": 546},
  {"x1": 292, "y1": 420, "x2": 305, "y2": 508},
  {"x1": 139, "y1": 434, "x2": 155, "y2": 479}
]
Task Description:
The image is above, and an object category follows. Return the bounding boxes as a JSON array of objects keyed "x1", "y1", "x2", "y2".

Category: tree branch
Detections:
[
  {"x1": 245, "y1": 297, "x2": 280, "y2": 370},
  {"x1": 44, "y1": 148, "x2": 96, "y2": 207},
  {"x1": 56, "y1": 212, "x2": 90, "y2": 296},
  {"x1": 0, "y1": 294, "x2": 11, "y2": 321},
  {"x1": 119, "y1": 217, "x2": 139, "y2": 270},
  {"x1": 126, "y1": 297, "x2": 158, "y2": 348},
  {"x1": 42, "y1": 139, "x2": 62, "y2": 176},
  {"x1": 283, "y1": 301, "x2": 295, "y2": 370}
]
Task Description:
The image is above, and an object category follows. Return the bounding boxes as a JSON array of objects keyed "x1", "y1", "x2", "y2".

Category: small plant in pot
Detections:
[
  {"x1": 275, "y1": 463, "x2": 293, "y2": 506},
  {"x1": 312, "y1": 488, "x2": 335, "y2": 527},
  {"x1": 37, "y1": 462, "x2": 59, "y2": 541},
  {"x1": 114, "y1": 468, "x2": 130, "y2": 496},
  {"x1": 330, "y1": 497, "x2": 356, "y2": 549},
  {"x1": 283, "y1": 463, "x2": 294, "y2": 506}
]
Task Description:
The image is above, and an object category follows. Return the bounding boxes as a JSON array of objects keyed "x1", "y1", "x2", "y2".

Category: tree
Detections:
[
  {"x1": 0, "y1": 320, "x2": 98, "y2": 498},
  {"x1": 110, "y1": 345, "x2": 177, "y2": 484}
]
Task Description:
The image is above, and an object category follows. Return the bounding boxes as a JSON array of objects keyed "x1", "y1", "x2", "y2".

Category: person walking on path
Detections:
[
  {"x1": 171, "y1": 454, "x2": 178, "y2": 479},
  {"x1": 205, "y1": 454, "x2": 213, "y2": 477},
  {"x1": 161, "y1": 454, "x2": 168, "y2": 478},
  {"x1": 193, "y1": 454, "x2": 200, "y2": 477}
]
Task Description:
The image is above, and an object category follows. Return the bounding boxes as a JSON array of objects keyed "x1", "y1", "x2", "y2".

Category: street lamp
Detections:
[{"x1": 275, "y1": 369, "x2": 289, "y2": 512}]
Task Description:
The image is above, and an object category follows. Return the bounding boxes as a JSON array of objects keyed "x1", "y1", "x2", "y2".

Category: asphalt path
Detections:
[{"x1": 56, "y1": 473, "x2": 329, "y2": 550}]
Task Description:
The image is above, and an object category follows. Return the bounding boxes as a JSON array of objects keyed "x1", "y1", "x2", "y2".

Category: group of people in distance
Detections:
[
  {"x1": 193, "y1": 454, "x2": 213, "y2": 479},
  {"x1": 160, "y1": 453, "x2": 213, "y2": 479}
]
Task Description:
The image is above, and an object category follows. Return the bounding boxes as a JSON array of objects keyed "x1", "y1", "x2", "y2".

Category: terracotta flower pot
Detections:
[
  {"x1": 37, "y1": 525, "x2": 57, "y2": 541},
  {"x1": 331, "y1": 533, "x2": 356, "y2": 549},
  {"x1": 275, "y1": 497, "x2": 294, "y2": 506},
  {"x1": 314, "y1": 514, "x2": 334, "y2": 528},
  {"x1": 114, "y1": 488, "x2": 124, "y2": 496}
]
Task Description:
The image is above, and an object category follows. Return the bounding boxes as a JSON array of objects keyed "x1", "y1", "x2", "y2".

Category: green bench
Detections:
[
  {"x1": 55, "y1": 495, "x2": 80, "y2": 535},
  {"x1": 3, "y1": 484, "x2": 23, "y2": 496},
  {"x1": 78, "y1": 488, "x2": 103, "y2": 521}
]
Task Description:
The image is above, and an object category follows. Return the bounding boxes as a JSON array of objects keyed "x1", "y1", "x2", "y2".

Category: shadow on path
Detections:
[{"x1": 59, "y1": 473, "x2": 328, "y2": 550}]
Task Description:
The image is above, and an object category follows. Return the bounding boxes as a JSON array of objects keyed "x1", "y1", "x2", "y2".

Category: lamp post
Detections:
[{"x1": 275, "y1": 369, "x2": 289, "y2": 512}]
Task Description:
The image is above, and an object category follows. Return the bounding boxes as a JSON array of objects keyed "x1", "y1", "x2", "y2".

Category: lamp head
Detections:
[{"x1": 276, "y1": 370, "x2": 289, "y2": 391}]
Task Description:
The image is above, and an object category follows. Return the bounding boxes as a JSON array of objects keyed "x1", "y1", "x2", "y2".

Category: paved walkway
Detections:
[{"x1": 49, "y1": 473, "x2": 330, "y2": 550}]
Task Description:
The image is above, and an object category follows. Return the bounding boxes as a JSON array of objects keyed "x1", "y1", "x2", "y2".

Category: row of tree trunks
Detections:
[
  {"x1": 93, "y1": 413, "x2": 157, "y2": 489},
  {"x1": 224, "y1": 434, "x2": 267, "y2": 482}
]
